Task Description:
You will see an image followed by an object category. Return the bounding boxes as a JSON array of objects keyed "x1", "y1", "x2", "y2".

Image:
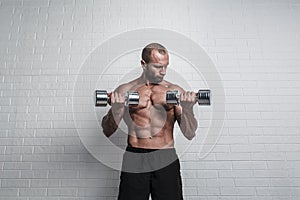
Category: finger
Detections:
[
  {"x1": 192, "y1": 92, "x2": 198, "y2": 103},
  {"x1": 187, "y1": 92, "x2": 191, "y2": 100},
  {"x1": 184, "y1": 92, "x2": 189, "y2": 101},
  {"x1": 110, "y1": 92, "x2": 116, "y2": 104},
  {"x1": 189, "y1": 92, "x2": 196, "y2": 102},
  {"x1": 119, "y1": 93, "x2": 126, "y2": 103},
  {"x1": 180, "y1": 92, "x2": 187, "y2": 101},
  {"x1": 115, "y1": 92, "x2": 125, "y2": 104},
  {"x1": 114, "y1": 92, "x2": 121, "y2": 103},
  {"x1": 181, "y1": 91, "x2": 192, "y2": 102},
  {"x1": 183, "y1": 91, "x2": 196, "y2": 103}
]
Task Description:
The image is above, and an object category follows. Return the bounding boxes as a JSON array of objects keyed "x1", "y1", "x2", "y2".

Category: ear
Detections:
[{"x1": 141, "y1": 60, "x2": 147, "y2": 70}]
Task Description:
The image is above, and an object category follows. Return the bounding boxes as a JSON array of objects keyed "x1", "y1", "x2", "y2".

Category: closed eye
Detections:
[{"x1": 154, "y1": 65, "x2": 167, "y2": 69}]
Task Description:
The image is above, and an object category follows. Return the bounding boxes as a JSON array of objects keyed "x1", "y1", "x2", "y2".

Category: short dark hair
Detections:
[{"x1": 141, "y1": 43, "x2": 168, "y2": 64}]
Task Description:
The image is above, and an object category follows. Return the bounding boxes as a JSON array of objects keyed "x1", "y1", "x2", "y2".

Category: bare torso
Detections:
[
  {"x1": 102, "y1": 48, "x2": 197, "y2": 147},
  {"x1": 121, "y1": 79, "x2": 180, "y2": 149}
]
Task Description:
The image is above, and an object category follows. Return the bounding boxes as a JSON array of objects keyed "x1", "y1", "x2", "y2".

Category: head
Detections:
[{"x1": 141, "y1": 43, "x2": 169, "y2": 84}]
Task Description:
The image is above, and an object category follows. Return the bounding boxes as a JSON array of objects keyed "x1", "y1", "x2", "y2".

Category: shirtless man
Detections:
[{"x1": 101, "y1": 43, "x2": 198, "y2": 200}]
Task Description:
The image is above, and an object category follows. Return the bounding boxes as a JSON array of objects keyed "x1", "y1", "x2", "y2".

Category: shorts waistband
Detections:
[{"x1": 126, "y1": 146, "x2": 175, "y2": 153}]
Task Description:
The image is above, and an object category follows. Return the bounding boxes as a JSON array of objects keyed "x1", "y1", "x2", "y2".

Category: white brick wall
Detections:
[{"x1": 1, "y1": 0, "x2": 300, "y2": 199}]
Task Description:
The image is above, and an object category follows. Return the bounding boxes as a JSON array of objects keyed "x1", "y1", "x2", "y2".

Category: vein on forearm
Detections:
[
  {"x1": 177, "y1": 107, "x2": 198, "y2": 140},
  {"x1": 101, "y1": 109, "x2": 119, "y2": 137}
]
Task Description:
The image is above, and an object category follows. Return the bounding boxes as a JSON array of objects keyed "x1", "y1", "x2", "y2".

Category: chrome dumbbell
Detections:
[
  {"x1": 166, "y1": 90, "x2": 211, "y2": 106},
  {"x1": 95, "y1": 90, "x2": 139, "y2": 107}
]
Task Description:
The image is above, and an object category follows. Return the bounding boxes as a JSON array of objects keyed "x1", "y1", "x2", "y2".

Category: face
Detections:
[{"x1": 142, "y1": 49, "x2": 169, "y2": 84}]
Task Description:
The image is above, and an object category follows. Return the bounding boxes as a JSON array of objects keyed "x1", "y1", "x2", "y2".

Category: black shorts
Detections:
[{"x1": 118, "y1": 146, "x2": 183, "y2": 200}]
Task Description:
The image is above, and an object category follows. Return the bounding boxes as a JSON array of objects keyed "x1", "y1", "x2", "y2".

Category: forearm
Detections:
[
  {"x1": 101, "y1": 109, "x2": 123, "y2": 137},
  {"x1": 178, "y1": 107, "x2": 198, "y2": 140}
]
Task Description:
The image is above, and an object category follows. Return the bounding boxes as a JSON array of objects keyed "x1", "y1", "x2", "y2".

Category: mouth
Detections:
[{"x1": 149, "y1": 77, "x2": 163, "y2": 84}]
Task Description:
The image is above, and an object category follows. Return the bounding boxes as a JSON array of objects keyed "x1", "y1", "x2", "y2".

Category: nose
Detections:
[{"x1": 160, "y1": 67, "x2": 166, "y2": 75}]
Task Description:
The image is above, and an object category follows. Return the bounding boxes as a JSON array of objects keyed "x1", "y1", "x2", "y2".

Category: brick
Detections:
[
  {"x1": 19, "y1": 188, "x2": 47, "y2": 196},
  {"x1": 235, "y1": 178, "x2": 269, "y2": 187},
  {"x1": 251, "y1": 152, "x2": 287, "y2": 161},
  {"x1": 219, "y1": 170, "x2": 253, "y2": 178},
  {"x1": 256, "y1": 187, "x2": 300, "y2": 196},
  {"x1": 1, "y1": 179, "x2": 30, "y2": 188},
  {"x1": 232, "y1": 161, "x2": 267, "y2": 170},
  {"x1": 20, "y1": 170, "x2": 48, "y2": 179},
  {"x1": 79, "y1": 170, "x2": 118, "y2": 179},
  {"x1": 50, "y1": 154, "x2": 78, "y2": 162},
  {"x1": 253, "y1": 170, "x2": 289, "y2": 178},
  {"x1": 32, "y1": 162, "x2": 61, "y2": 170},
  {"x1": 61, "y1": 179, "x2": 107, "y2": 187},
  {"x1": 77, "y1": 187, "x2": 118, "y2": 197},
  {"x1": 48, "y1": 170, "x2": 78, "y2": 179},
  {"x1": 24, "y1": 138, "x2": 51, "y2": 146},
  {"x1": 0, "y1": 155, "x2": 21, "y2": 162},
  {"x1": 47, "y1": 188, "x2": 76, "y2": 196},
  {"x1": 30, "y1": 179, "x2": 60, "y2": 188},
  {"x1": 34, "y1": 146, "x2": 64, "y2": 154},
  {"x1": 51, "y1": 137, "x2": 81, "y2": 145},
  {"x1": 230, "y1": 144, "x2": 265, "y2": 153},
  {"x1": 220, "y1": 187, "x2": 256, "y2": 196},
  {"x1": 22, "y1": 155, "x2": 49, "y2": 162},
  {"x1": 3, "y1": 162, "x2": 31, "y2": 170},
  {"x1": 0, "y1": 170, "x2": 20, "y2": 179},
  {"x1": 197, "y1": 170, "x2": 218, "y2": 178},
  {"x1": 206, "y1": 179, "x2": 235, "y2": 187},
  {"x1": 0, "y1": 188, "x2": 18, "y2": 196}
]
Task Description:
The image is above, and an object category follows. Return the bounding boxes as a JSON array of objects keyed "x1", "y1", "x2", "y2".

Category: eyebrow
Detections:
[{"x1": 153, "y1": 64, "x2": 167, "y2": 68}]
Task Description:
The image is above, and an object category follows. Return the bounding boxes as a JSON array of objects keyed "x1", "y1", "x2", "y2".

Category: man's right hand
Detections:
[{"x1": 109, "y1": 91, "x2": 126, "y2": 116}]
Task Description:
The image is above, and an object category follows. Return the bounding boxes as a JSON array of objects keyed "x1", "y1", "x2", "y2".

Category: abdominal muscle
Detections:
[
  {"x1": 127, "y1": 114, "x2": 175, "y2": 149},
  {"x1": 124, "y1": 84, "x2": 176, "y2": 149}
]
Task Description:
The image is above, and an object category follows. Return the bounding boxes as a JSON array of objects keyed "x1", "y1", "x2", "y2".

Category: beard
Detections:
[
  {"x1": 145, "y1": 66, "x2": 164, "y2": 84},
  {"x1": 148, "y1": 76, "x2": 164, "y2": 84}
]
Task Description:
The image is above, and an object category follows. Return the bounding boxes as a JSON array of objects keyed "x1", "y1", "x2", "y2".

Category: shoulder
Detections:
[{"x1": 114, "y1": 79, "x2": 139, "y2": 93}]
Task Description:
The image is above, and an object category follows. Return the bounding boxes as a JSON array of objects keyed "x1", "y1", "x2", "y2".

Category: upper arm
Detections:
[
  {"x1": 169, "y1": 84, "x2": 185, "y2": 94},
  {"x1": 113, "y1": 82, "x2": 135, "y2": 96},
  {"x1": 114, "y1": 79, "x2": 138, "y2": 94},
  {"x1": 114, "y1": 84, "x2": 127, "y2": 93}
]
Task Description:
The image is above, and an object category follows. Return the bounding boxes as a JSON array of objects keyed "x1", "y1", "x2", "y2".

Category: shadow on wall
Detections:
[
  {"x1": 58, "y1": 143, "x2": 121, "y2": 198},
  {"x1": 45, "y1": 139, "x2": 120, "y2": 199}
]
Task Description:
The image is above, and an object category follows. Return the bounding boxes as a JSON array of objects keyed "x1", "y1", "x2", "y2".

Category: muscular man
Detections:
[{"x1": 102, "y1": 43, "x2": 198, "y2": 200}]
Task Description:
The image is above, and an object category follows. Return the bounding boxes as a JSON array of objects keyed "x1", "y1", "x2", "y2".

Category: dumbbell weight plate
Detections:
[
  {"x1": 125, "y1": 91, "x2": 139, "y2": 107},
  {"x1": 197, "y1": 90, "x2": 211, "y2": 105},
  {"x1": 95, "y1": 90, "x2": 109, "y2": 107},
  {"x1": 166, "y1": 90, "x2": 180, "y2": 105}
]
